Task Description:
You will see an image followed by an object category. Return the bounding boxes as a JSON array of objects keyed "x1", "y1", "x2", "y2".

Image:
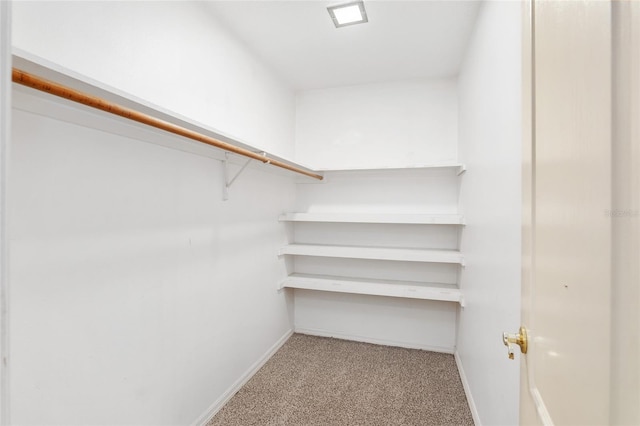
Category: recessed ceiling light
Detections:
[{"x1": 327, "y1": 1, "x2": 368, "y2": 28}]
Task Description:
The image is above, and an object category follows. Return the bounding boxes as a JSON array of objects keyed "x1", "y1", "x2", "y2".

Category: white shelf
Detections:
[
  {"x1": 315, "y1": 164, "x2": 466, "y2": 175},
  {"x1": 279, "y1": 212, "x2": 465, "y2": 225},
  {"x1": 12, "y1": 52, "x2": 322, "y2": 181},
  {"x1": 279, "y1": 244, "x2": 464, "y2": 265},
  {"x1": 279, "y1": 274, "x2": 462, "y2": 304}
]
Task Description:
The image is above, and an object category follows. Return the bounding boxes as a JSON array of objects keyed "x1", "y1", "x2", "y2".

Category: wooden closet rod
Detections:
[{"x1": 11, "y1": 68, "x2": 323, "y2": 180}]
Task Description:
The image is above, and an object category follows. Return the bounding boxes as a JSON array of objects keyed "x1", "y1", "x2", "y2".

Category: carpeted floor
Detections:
[{"x1": 207, "y1": 334, "x2": 473, "y2": 426}]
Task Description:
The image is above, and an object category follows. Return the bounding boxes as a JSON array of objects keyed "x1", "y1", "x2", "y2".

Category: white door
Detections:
[
  {"x1": 520, "y1": 0, "x2": 610, "y2": 424},
  {"x1": 518, "y1": 1, "x2": 639, "y2": 425}
]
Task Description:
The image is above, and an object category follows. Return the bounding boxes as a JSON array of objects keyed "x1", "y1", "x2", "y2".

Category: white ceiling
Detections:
[{"x1": 204, "y1": 0, "x2": 481, "y2": 91}]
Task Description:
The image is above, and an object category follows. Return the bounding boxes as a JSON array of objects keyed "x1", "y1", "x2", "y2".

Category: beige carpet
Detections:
[{"x1": 207, "y1": 334, "x2": 473, "y2": 426}]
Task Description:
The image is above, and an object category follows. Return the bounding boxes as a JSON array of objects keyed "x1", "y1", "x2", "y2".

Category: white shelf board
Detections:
[
  {"x1": 279, "y1": 274, "x2": 462, "y2": 303},
  {"x1": 12, "y1": 52, "x2": 322, "y2": 181},
  {"x1": 279, "y1": 244, "x2": 464, "y2": 265},
  {"x1": 279, "y1": 212, "x2": 465, "y2": 225},
  {"x1": 315, "y1": 163, "x2": 466, "y2": 173}
]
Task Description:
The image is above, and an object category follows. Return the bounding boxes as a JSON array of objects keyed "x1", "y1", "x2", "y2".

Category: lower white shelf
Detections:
[{"x1": 279, "y1": 274, "x2": 463, "y2": 304}]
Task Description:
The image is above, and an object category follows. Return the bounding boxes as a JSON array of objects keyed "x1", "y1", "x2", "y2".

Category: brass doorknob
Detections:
[{"x1": 502, "y1": 326, "x2": 528, "y2": 360}]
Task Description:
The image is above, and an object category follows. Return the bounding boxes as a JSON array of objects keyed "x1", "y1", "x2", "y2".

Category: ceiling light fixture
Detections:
[{"x1": 327, "y1": 1, "x2": 368, "y2": 28}]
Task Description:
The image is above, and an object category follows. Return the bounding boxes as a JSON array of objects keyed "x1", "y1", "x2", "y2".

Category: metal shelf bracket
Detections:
[{"x1": 222, "y1": 152, "x2": 255, "y2": 201}]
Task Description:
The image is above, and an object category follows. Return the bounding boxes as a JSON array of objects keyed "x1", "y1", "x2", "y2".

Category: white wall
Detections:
[
  {"x1": 295, "y1": 79, "x2": 458, "y2": 170},
  {"x1": 0, "y1": 1, "x2": 11, "y2": 423},
  {"x1": 11, "y1": 1, "x2": 296, "y2": 159},
  {"x1": 456, "y1": 2, "x2": 522, "y2": 425},
  {"x1": 10, "y1": 4, "x2": 301, "y2": 423},
  {"x1": 295, "y1": 292, "x2": 457, "y2": 352},
  {"x1": 9, "y1": 87, "x2": 295, "y2": 424},
  {"x1": 291, "y1": 169, "x2": 461, "y2": 352}
]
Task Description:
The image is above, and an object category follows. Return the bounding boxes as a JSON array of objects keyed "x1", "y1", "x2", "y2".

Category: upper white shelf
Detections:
[
  {"x1": 279, "y1": 212, "x2": 465, "y2": 225},
  {"x1": 313, "y1": 163, "x2": 467, "y2": 175},
  {"x1": 279, "y1": 244, "x2": 464, "y2": 265},
  {"x1": 12, "y1": 52, "x2": 321, "y2": 181},
  {"x1": 279, "y1": 273, "x2": 463, "y2": 304}
]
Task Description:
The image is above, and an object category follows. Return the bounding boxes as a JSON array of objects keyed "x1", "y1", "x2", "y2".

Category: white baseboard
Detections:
[
  {"x1": 295, "y1": 327, "x2": 455, "y2": 354},
  {"x1": 192, "y1": 329, "x2": 294, "y2": 426},
  {"x1": 454, "y1": 351, "x2": 481, "y2": 426}
]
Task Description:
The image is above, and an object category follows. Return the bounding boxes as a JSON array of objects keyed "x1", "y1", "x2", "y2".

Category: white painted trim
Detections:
[
  {"x1": 0, "y1": 2, "x2": 11, "y2": 424},
  {"x1": 454, "y1": 351, "x2": 481, "y2": 426},
  {"x1": 529, "y1": 386, "x2": 554, "y2": 426},
  {"x1": 192, "y1": 329, "x2": 294, "y2": 426},
  {"x1": 296, "y1": 327, "x2": 455, "y2": 354}
]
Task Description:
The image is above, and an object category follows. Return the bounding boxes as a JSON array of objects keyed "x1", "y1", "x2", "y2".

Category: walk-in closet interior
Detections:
[{"x1": 5, "y1": 1, "x2": 632, "y2": 425}]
